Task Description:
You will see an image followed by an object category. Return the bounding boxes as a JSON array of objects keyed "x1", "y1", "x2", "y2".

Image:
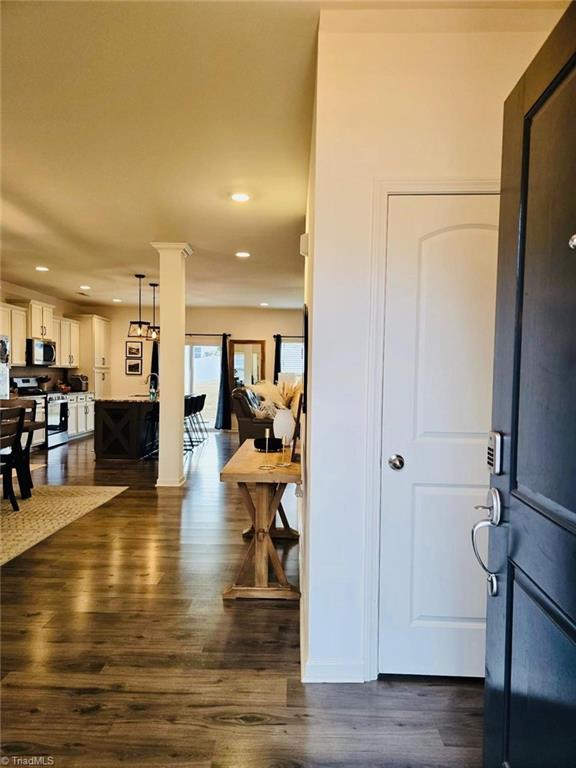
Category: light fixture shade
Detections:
[
  {"x1": 145, "y1": 282, "x2": 160, "y2": 342},
  {"x1": 273, "y1": 409, "x2": 295, "y2": 444},
  {"x1": 127, "y1": 273, "x2": 150, "y2": 338},
  {"x1": 128, "y1": 320, "x2": 150, "y2": 338}
]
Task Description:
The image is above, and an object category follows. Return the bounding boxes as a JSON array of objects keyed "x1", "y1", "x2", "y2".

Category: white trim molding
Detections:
[
  {"x1": 362, "y1": 178, "x2": 500, "y2": 681},
  {"x1": 302, "y1": 660, "x2": 366, "y2": 684}
]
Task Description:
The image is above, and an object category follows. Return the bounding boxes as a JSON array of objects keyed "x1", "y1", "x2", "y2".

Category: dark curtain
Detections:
[
  {"x1": 273, "y1": 334, "x2": 282, "y2": 383},
  {"x1": 215, "y1": 334, "x2": 232, "y2": 430},
  {"x1": 150, "y1": 341, "x2": 159, "y2": 377}
]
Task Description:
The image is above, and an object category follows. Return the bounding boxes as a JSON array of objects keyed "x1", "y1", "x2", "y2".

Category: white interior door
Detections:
[{"x1": 378, "y1": 193, "x2": 499, "y2": 677}]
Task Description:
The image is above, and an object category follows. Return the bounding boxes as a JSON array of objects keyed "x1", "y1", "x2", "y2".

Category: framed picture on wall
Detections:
[
  {"x1": 125, "y1": 358, "x2": 142, "y2": 376},
  {"x1": 126, "y1": 341, "x2": 143, "y2": 359}
]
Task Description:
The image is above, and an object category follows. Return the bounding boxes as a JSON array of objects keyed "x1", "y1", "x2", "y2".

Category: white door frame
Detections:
[{"x1": 362, "y1": 178, "x2": 500, "y2": 681}]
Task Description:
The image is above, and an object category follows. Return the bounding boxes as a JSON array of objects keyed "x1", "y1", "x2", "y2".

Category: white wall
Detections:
[
  {"x1": 186, "y1": 306, "x2": 303, "y2": 383},
  {"x1": 90, "y1": 304, "x2": 303, "y2": 398},
  {"x1": 304, "y1": 5, "x2": 565, "y2": 682},
  {"x1": 0, "y1": 280, "x2": 84, "y2": 318}
]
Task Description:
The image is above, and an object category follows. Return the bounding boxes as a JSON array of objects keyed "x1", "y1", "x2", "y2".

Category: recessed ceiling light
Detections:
[
  {"x1": 112, "y1": 298, "x2": 123, "y2": 303},
  {"x1": 35, "y1": 266, "x2": 49, "y2": 272},
  {"x1": 230, "y1": 192, "x2": 251, "y2": 203},
  {"x1": 79, "y1": 285, "x2": 91, "y2": 290},
  {"x1": 235, "y1": 251, "x2": 251, "y2": 259},
  {"x1": 260, "y1": 302, "x2": 269, "y2": 307}
]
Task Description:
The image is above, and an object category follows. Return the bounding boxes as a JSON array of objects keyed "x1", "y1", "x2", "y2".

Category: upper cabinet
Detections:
[
  {"x1": 75, "y1": 314, "x2": 111, "y2": 370},
  {"x1": 70, "y1": 321, "x2": 80, "y2": 368},
  {"x1": 28, "y1": 300, "x2": 55, "y2": 340},
  {"x1": 0, "y1": 305, "x2": 10, "y2": 338},
  {"x1": 0, "y1": 302, "x2": 27, "y2": 366},
  {"x1": 93, "y1": 316, "x2": 111, "y2": 368},
  {"x1": 54, "y1": 317, "x2": 81, "y2": 368},
  {"x1": 10, "y1": 308, "x2": 27, "y2": 366}
]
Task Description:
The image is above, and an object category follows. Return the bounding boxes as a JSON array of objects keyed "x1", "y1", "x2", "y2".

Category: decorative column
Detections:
[{"x1": 151, "y1": 242, "x2": 192, "y2": 487}]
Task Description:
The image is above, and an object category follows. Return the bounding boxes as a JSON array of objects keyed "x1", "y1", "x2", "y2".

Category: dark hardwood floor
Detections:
[{"x1": 1, "y1": 434, "x2": 483, "y2": 767}]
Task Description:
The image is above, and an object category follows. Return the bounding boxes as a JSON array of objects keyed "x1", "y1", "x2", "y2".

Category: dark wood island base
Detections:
[{"x1": 95, "y1": 398, "x2": 159, "y2": 460}]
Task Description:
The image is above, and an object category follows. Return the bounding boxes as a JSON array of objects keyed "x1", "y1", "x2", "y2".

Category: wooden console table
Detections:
[{"x1": 220, "y1": 440, "x2": 301, "y2": 600}]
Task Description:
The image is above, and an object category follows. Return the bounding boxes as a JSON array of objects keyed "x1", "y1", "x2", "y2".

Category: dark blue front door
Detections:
[{"x1": 485, "y1": 6, "x2": 576, "y2": 767}]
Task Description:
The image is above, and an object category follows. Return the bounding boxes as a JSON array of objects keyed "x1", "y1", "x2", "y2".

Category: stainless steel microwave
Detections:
[{"x1": 26, "y1": 338, "x2": 57, "y2": 366}]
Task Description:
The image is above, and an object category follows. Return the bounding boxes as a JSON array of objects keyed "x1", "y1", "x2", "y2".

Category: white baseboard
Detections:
[
  {"x1": 156, "y1": 476, "x2": 185, "y2": 487},
  {"x1": 301, "y1": 660, "x2": 366, "y2": 683}
]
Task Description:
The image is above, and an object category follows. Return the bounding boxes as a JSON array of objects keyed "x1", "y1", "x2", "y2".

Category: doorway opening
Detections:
[{"x1": 184, "y1": 343, "x2": 221, "y2": 428}]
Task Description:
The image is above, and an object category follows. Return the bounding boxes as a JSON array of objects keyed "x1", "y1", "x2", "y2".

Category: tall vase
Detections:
[{"x1": 273, "y1": 409, "x2": 295, "y2": 465}]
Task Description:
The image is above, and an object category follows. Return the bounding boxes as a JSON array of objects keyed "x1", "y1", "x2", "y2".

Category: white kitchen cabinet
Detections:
[
  {"x1": 93, "y1": 317, "x2": 111, "y2": 368},
  {"x1": 74, "y1": 314, "x2": 112, "y2": 392},
  {"x1": 0, "y1": 305, "x2": 10, "y2": 338},
  {"x1": 53, "y1": 317, "x2": 80, "y2": 368},
  {"x1": 28, "y1": 301, "x2": 55, "y2": 340},
  {"x1": 60, "y1": 319, "x2": 71, "y2": 367},
  {"x1": 0, "y1": 303, "x2": 27, "y2": 366},
  {"x1": 10, "y1": 308, "x2": 27, "y2": 366},
  {"x1": 94, "y1": 369, "x2": 111, "y2": 399},
  {"x1": 68, "y1": 397, "x2": 78, "y2": 436},
  {"x1": 53, "y1": 317, "x2": 62, "y2": 365},
  {"x1": 77, "y1": 395, "x2": 87, "y2": 433},
  {"x1": 70, "y1": 321, "x2": 80, "y2": 368},
  {"x1": 86, "y1": 396, "x2": 95, "y2": 432}
]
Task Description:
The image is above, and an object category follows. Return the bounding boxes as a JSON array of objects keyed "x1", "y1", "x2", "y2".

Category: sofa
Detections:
[{"x1": 231, "y1": 387, "x2": 274, "y2": 444}]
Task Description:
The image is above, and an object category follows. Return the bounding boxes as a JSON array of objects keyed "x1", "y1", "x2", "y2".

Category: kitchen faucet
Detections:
[{"x1": 145, "y1": 373, "x2": 159, "y2": 401}]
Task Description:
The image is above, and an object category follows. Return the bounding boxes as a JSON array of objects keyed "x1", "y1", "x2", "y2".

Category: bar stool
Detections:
[
  {"x1": 195, "y1": 394, "x2": 208, "y2": 439},
  {"x1": 183, "y1": 396, "x2": 195, "y2": 453}
]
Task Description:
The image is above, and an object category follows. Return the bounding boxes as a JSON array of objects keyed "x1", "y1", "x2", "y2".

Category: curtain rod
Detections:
[
  {"x1": 185, "y1": 332, "x2": 231, "y2": 337},
  {"x1": 273, "y1": 334, "x2": 304, "y2": 339}
]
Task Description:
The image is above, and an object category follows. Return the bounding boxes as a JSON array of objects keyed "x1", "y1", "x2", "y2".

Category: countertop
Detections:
[{"x1": 96, "y1": 397, "x2": 159, "y2": 403}]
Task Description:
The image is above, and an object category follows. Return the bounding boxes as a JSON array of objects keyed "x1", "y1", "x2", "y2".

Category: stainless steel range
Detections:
[
  {"x1": 11, "y1": 377, "x2": 48, "y2": 448},
  {"x1": 46, "y1": 393, "x2": 69, "y2": 447}
]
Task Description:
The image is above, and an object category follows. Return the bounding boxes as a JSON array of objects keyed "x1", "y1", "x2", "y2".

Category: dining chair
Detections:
[
  {"x1": 1, "y1": 398, "x2": 37, "y2": 498},
  {"x1": 0, "y1": 407, "x2": 26, "y2": 511}
]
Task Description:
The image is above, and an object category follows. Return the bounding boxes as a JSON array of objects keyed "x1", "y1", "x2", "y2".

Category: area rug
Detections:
[
  {"x1": 1, "y1": 485, "x2": 128, "y2": 565},
  {"x1": 12, "y1": 462, "x2": 46, "y2": 477}
]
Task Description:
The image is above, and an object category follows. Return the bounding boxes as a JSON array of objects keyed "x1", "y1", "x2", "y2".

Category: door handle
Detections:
[
  {"x1": 388, "y1": 454, "x2": 405, "y2": 470},
  {"x1": 471, "y1": 488, "x2": 501, "y2": 597}
]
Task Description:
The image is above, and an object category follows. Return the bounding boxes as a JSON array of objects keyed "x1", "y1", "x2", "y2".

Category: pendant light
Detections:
[
  {"x1": 146, "y1": 282, "x2": 160, "y2": 341},
  {"x1": 127, "y1": 274, "x2": 150, "y2": 338}
]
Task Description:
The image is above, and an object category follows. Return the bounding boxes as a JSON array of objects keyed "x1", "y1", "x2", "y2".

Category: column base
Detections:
[{"x1": 156, "y1": 476, "x2": 186, "y2": 487}]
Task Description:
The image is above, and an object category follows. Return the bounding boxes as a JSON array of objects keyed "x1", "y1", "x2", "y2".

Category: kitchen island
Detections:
[{"x1": 94, "y1": 398, "x2": 159, "y2": 460}]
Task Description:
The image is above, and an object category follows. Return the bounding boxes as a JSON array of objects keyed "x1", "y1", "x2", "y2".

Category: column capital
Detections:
[{"x1": 150, "y1": 242, "x2": 193, "y2": 258}]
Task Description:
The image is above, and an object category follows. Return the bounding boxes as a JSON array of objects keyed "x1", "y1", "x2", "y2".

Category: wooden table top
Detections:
[
  {"x1": 0, "y1": 408, "x2": 45, "y2": 432},
  {"x1": 220, "y1": 439, "x2": 302, "y2": 485},
  {"x1": 23, "y1": 420, "x2": 46, "y2": 432}
]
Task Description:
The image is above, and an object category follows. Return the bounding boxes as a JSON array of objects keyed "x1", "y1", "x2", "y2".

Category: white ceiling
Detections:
[{"x1": 1, "y1": 1, "x2": 320, "y2": 308}]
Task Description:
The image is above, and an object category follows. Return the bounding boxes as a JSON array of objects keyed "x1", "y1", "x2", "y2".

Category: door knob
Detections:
[
  {"x1": 471, "y1": 488, "x2": 502, "y2": 596},
  {"x1": 388, "y1": 454, "x2": 405, "y2": 470},
  {"x1": 569, "y1": 233, "x2": 576, "y2": 250}
]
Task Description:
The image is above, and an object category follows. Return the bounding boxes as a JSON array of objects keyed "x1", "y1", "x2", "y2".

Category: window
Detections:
[{"x1": 280, "y1": 341, "x2": 304, "y2": 377}]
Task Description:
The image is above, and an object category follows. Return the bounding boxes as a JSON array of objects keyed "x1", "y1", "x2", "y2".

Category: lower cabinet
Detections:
[
  {"x1": 66, "y1": 394, "x2": 95, "y2": 439},
  {"x1": 94, "y1": 369, "x2": 111, "y2": 399},
  {"x1": 87, "y1": 397, "x2": 95, "y2": 431},
  {"x1": 68, "y1": 398, "x2": 78, "y2": 436},
  {"x1": 77, "y1": 395, "x2": 87, "y2": 433}
]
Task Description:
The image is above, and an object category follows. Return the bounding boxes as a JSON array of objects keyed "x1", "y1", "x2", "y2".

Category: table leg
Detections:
[
  {"x1": 254, "y1": 484, "x2": 272, "y2": 587},
  {"x1": 242, "y1": 483, "x2": 299, "y2": 541},
  {"x1": 223, "y1": 481, "x2": 300, "y2": 601}
]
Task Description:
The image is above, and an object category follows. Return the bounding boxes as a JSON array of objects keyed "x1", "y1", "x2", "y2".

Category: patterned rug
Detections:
[{"x1": 1, "y1": 485, "x2": 127, "y2": 565}]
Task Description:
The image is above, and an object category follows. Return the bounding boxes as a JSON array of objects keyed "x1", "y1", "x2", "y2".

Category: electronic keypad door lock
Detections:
[{"x1": 471, "y1": 488, "x2": 502, "y2": 597}]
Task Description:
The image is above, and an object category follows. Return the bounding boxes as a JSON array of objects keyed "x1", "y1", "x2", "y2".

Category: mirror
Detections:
[{"x1": 229, "y1": 340, "x2": 265, "y2": 388}]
